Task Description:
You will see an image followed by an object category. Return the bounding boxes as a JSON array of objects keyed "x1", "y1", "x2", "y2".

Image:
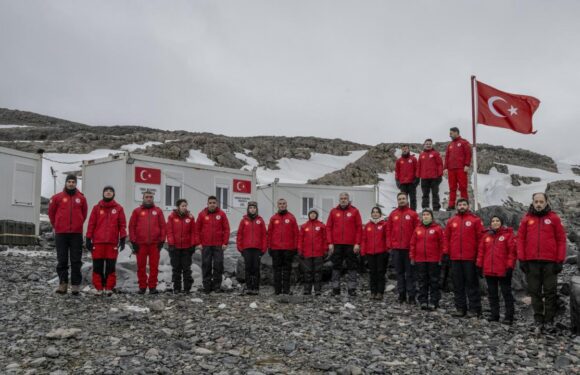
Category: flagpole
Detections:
[{"x1": 471, "y1": 75, "x2": 479, "y2": 210}]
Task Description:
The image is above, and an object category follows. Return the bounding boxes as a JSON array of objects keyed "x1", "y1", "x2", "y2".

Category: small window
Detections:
[
  {"x1": 165, "y1": 185, "x2": 181, "y2": 208},
  {"x1": 302, "y1": 196, "x2": 314, "y2": 217},
  {"x1": 216, "y1": 185, "x2": 229, "y2": 211}
]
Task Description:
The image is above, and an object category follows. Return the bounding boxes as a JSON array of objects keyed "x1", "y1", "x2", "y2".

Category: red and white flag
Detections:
[
  {"x1": 233, "y1": 179, "x2": 252, "y2": 193},
  {"x1": 135, "y1": 167, "x2": 161, "y2": 184},
  {"x1": 476, "y1": 80, "x2": 540, "y2": 134}
]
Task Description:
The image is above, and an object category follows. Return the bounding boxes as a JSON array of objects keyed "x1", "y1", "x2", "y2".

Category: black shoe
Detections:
[
  {"x1": 432, "y1": 304, "x2": 439, "y2": 310},
  {"x1": 348, "y1": 289, "x2": 357, "y2": 297},
  {"x1": 314, "y1": 291, "x2": 322, "y2": 296},
  {"x1": 407, "y1": 298, "x2": 417, "y2": 305},
  {"x1": 138, "y1": 288, "x2": 147, "y2": 295},
  {"x1": 172, "y1": 289, "x2": 182, "y2": 294},
  {"x1": 149, "y1": 288, "x2": 159, "y2": 295},
  {"x1": 332, "y1": 288, "x2": 341, "y2": 296},
  {"x1": 487, "y1": 316, "x2": 500, "y2": 322},
  {"x1": 466, "y1": 311, "x2": 481, "y2": 319},
  {"x1": 451, "y1": 310, "x2": 467, "y2": 318},
  {"x1": 398, "y1": 294, "x2": 406, "y2": 304},
  {"x1": 203, "y1": 289, "x2": 212, "y2": 294},
  {"x1": 303, "y1": 291, "x2": 312, "y2": 296},
  {"x1": 183, "y1": 290, "x2": 191, "y2": 295},
  {"x1": 420, "y1": 303, "x2": 429, "y2": 311},
  {"x1": 501, "y1": 318, "x2": 513, "y2": 326}
]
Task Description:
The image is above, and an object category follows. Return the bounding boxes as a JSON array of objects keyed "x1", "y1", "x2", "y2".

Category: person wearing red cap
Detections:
[
  {"x1": 86, "y1": 186, "x2": 126, "y2": 296},
  {"x1": 48, "y1": 174, "x2": 88, "y2": 295}
]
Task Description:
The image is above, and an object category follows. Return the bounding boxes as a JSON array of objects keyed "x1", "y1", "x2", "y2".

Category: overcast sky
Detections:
[{"x1": 1, "y1": 1, "x2": 579, "y2": 159}]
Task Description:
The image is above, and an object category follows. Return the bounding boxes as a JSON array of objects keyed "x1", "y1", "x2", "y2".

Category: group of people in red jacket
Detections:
[
  {"x1": 395, "y1": 127, "x2": 471, "y2": 212},
  {"x1": 48, "y1": 138, "x2": 567, "y2": 333}
]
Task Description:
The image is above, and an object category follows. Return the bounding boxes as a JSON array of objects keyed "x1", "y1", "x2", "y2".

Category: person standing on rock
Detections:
[
  {"x1": 445, "y1": 198, "x2": 484, "y2": 317},
  {"x1": 129, "y1": 190, "x2": 166, "y2": 294},
  {"x1": 266, "y1": 198, "x2": 299, "y2": 295},
  {"x1": 48, "y1": 174, "x2": 88, "y2": 295},
  {"x1": 386, "y1": 193, "x2": 420, "y2": 304},
  {"x1": 85, "y1": 186, "x2": 127, "y2": 296},
  {"x1": 395, "y1": 145, "x2": 419, "y2": 211},
  {"x1": 517, "y1": 193, "x2": 567, "y2": 333},
  {"x1": 297, "y1": 209, "x2": 327, "y2": 296},
  {"x1": 410, "y1": 209, "x2": 446, "y2": 311},
  {"x1": 443, "y1": 127, "x2": 472, "y2": 210},
  {"x1": 417, "y1": 138, "x2": 443, "y2": 211},
  {"x1": 166, "y1": 199, "x2": 198, "y2": 294},
  {"x1": 361, "y1": 206, "x2": 389, "y2": 300},
  {"x1": 236, "y1": 201, "x2": 267, "y2": 295},
  {"x1": 196, "y1": 196, "x2": 231, "y2": 294},
  {"x1": 476, "y1": 215, "x2": 516, "y2": 324},
  {"x1": 327, "y1": 192, "x2": 363, "y2": 296}
]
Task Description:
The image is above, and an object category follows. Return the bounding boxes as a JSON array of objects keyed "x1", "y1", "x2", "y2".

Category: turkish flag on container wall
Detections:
[
  {"x1": 233, "y1": 179, "x2": 252, "y2": 193},
  {"x1": 135, "y1": 166, "x2": 161, "y2": 184},
  {"x1": 477, "y1": 80, "x2": 540, "y2": 134}
]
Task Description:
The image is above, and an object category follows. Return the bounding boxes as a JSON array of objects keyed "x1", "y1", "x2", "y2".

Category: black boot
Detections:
[{"x1": 138, "y1": 288, "x2": 146, "y2": 295}]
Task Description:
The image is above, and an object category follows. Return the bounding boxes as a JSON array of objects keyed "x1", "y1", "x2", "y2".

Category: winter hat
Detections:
[
  {"x1": 248, "y1": 201, "x2": 258, "y2": 208},
  {"x1": 103, "y1": 186, "x2": 115, "y2": 194},
  {"x1": 65, "y1": 174, "x2": 77, "y2": 183},
  {"x1": 308, "y1": 208, "x2": 319, "y2": 219},
  {"x1": 421, "y1": 208, "x2": 434, "y2": 218},
  {"x1": 490, "y1": 214, "x2": 504, "y2": 226}
]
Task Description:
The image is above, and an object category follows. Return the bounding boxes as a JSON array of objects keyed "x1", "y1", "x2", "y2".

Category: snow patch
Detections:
[
  {"x1": 120, "y1": 141, "x2": 162, "y2": 152},
  {"x1": 186, "y1": 149, "x2": 216, "y2": 166},
  {"x1": 0, "y1": 124, "x2": 29, "y2": 129}
]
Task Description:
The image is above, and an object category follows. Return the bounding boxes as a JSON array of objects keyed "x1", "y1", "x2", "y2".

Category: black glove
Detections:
[
  {"x1": 118, "y1": 237, "x2": 126, "y2": 252},
  {"x1": 157, "y1": 242, "x2": 164, "y2": 251},
  {"x1": 519, "y1": 261, "x2": 529, "y2": 274},
  {"x1": 554, "y1": 263, "x2": 563, "y2": 274},
  {"x1": 413, "y1": 177, "x2": 420, "y2": 187},
  {"x1": 131, "y1": 242, "x2": 139, "y2": 254},
  {"x1": 85, "y1": 238, "x2": 93, "y2": 252}
]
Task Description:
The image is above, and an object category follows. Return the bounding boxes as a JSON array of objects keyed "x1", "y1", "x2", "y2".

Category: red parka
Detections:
[
  {"x1": 361, "y1": 220, "x2": 388, "y2": 256},
  {"x1": 267, "y1": 212, "x2": 299, "y2": 250},
  {"x1": 386, "y1": 207, "x2": 420, "y2": 250},
  {"x1": 444, "y1": 211, "x2": 484, "y2": 261},
  {"x1": 517, "y1": 211, "x2": 567, "y2": 263},
  {"x1": 395, "y1": 154, "x2": 418, "y2": 184},
  {"x1": 444, "y1": 136, "x2": 472, "y2": 170},
  {"x1": 236, "y1": 215, "x2": 267, "y2": 253},
  {"x1": 86, "y1": 200, "x2": 127, "y2": 244},
  {"x1": 298, "y1": 219, "x2": 328, "y2": 258},
  {"x1": 129, "y1": 205, "x2": 166, "y2": 245},
  {"x1": 196, "y1": 208, "x2": 231, "y2": 247},
  {"x1": 416, "y1": 149, "x2": 443, "y2": 179},
  {"x1": 410, "y1": 222, "x2": 446, "y2": 262},
  {"x1": 166, "y1": 210, "x2": 198, "y2": 249},
  {"x1": 48, "y1": 189, "x2": 88, "y2": 234},
  {"x1": 326, "y1": 204, "x2": 363, "y2": 245},
  {"x1": 476, "y1": 227, "x2": 517, "y2": 277}
]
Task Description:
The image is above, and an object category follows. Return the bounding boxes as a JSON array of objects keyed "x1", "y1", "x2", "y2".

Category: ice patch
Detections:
[{"x1": 186, "y1": 149, "x2": 216, "y2": 166}]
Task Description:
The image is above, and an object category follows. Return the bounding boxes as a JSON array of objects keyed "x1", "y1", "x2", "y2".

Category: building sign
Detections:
[
  {"x1": 233, "y1": 194, "x2": 251, "y2": 208},
  {"x1": 134, "y1": 184, "x2": 161, "y2": 202}
]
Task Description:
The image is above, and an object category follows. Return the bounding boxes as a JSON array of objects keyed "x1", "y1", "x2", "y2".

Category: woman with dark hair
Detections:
[
  {"x1": 361, "y1": 206, "x2": 389, "y2": 300},
  {"x1": 166, "y1": 199, "x2": 198, "y2": 294},
  {"x1": 477, "y1": 215, "x2": 516, "y2": 324}
]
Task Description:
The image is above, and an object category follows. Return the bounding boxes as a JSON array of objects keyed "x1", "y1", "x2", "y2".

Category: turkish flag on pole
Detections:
[
  {"x1": 233, "y1": 179, "x2": 252, "y2": 193},
  {"x1": 135, "y1": 166, "x2": 161, "y2": 184},
  {"x1": 476, "y1": 80, "x2": 540, "y2": 134}
]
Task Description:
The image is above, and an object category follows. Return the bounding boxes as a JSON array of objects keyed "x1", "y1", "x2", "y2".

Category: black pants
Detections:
[
  {"x1": 269, "y1": 249, "x2": 296, "y2": 294},
  {"x1": 301, "y1": 256, "x2": 324, "y2": 293},
  {"x1": 420, "y1": 178, "x2": 441, "y2": 211},
  {"x1": 243, "y1": 248, "x2": 262, "y2": 291},
  {"x1": 331, "y1": 244, "x2": 358, "y2": 290},
  {"x1": 92, "y1": 258, "x2": 116, "y2": 289},
  {"x1": 399, "y1": 183, "x2": 417, "y2": 211},
  {"x1": 55, "y1": 233, "x2": 83, "y2": 285},
  {"x1": 486, "y1": 271, "x2": 514, "y2": 320},
  {"x1": 169, "y1": 249, "x2": 194, "y2": 292},
  {"x1": 526, "y1": 261, "x2": 559, "y2": 324},
  {"x1": 392, "y1": 249, "x2": 416, "y2": 299},
  {"x1": 451, "y1": 260, "x2": 482, "y2": 313},
  {"x1": 201, "y1": 246, "x2": 224, "y2": 292},
  {"x1": 367, "y1": 252, "x2": 388, "y2": 294},
  {"x1": 416, "y1": 262, "x2": 441, "y2": 306}
]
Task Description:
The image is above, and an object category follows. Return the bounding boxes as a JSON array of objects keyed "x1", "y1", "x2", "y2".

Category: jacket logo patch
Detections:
[
  {"x1": 75, "y1": 198, "x2": 81, "y2": 204},
  {"x1": 405, "y1": 215, "x2": 411, "y2": 220},
  {"x1": 245, "y1": 221, "x2": 249, "y2": 225},
  {"x1": 315, "y1": 227, "x2": 320, "y2": 231},
  {"x1": 112, "y1": 209, "x2": 117, "y2": 214},
  {"x1": 457, "y1": 143, "x2": 462, "y2": 147},
  {"x1": 336, "y1": 213, "x2": 341, "y2": 217},
  {"x1": 152, "y1": 211, "x2": 157, "y2": 216},
  {"x1": 465, "y1": 221, "x2": 472, "y2": 227},
  {"x1": 285, "y1": 219, "x2": 290, "y2": 224},
  {"x1": 452, "y1": 222, "x2": 458, "y2": 228},
  {"x1": 499, "y1": 236, "x2": 505, "y2": 241},
  {"x1": 486, "y1": 237, "x2": 492, "y2": 242},
  {"x1": 346, "y1": 212, "x2": 352, "y2": 217},
  {"x1": 185, "y1": 219, "x2": 191, "y2": 223},
  {"x1": 205, "y1": 216, "x2": 210, "y2": 221},
  {"x1": 422, "y1": 155, "x2": 426, "y2": 159},
  {"x1": 378, "y1": 226, "x2": 383, "y2": 230},
  {"x1": 367, "y1": 227, "x2": 372, "y2": 231},
  {"x1": 100, "y1": 210, "x2": 104, "y2": 215},
  {"x1": 408, "y1": 159, "x2": 412, "y2": 163},
  {"x1": 393, "y1": 215, "x2": 399, "y2": 220},
  {"x1": 429, "y1": 154, "x2": 434, "y2": 158},
  {"x1": 256, "y1": 220, "x2": 261, "y2": 224},
  {"x1": 544, "y1": 219, "x2": 551, "y2": 225},
  {"x1": 528, "y1": 220, "x2": 535, "y2": 225},
  {"x1": 305, "y1": 228, "x2": 310, "y2": 232},
  {"x1": 429, "y1": 229, "x2": 435, "y2": 234},
  {"x1": 62, "y1": 198, "x2": 68, "y2": 203},
  {"x1": 274, "y1": 220, "x2": 280, "y2": 224},
  {"x1": 417, "y1": 230, "x2": 423, "y2": 236},
  {"x1": 141, "y1": 212, "x2": 146, "y2": 216},
  {"x1": 216, "y1": 215, "x2": 221, "y2": 220},
  {"x1": 174, "y1": 219, "x2": 179, "y2": 223}
]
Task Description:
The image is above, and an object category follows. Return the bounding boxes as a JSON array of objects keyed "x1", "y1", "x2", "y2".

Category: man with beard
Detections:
[
  {"x1": 395, "y1": 145, "x2": 419, "y2": 211},
  {"x1": 518, "y1": 193, "x2": 567, "y2": 333},
  {"x1": 48, "y1": 174, "x2": 88, "y2": 295}
]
